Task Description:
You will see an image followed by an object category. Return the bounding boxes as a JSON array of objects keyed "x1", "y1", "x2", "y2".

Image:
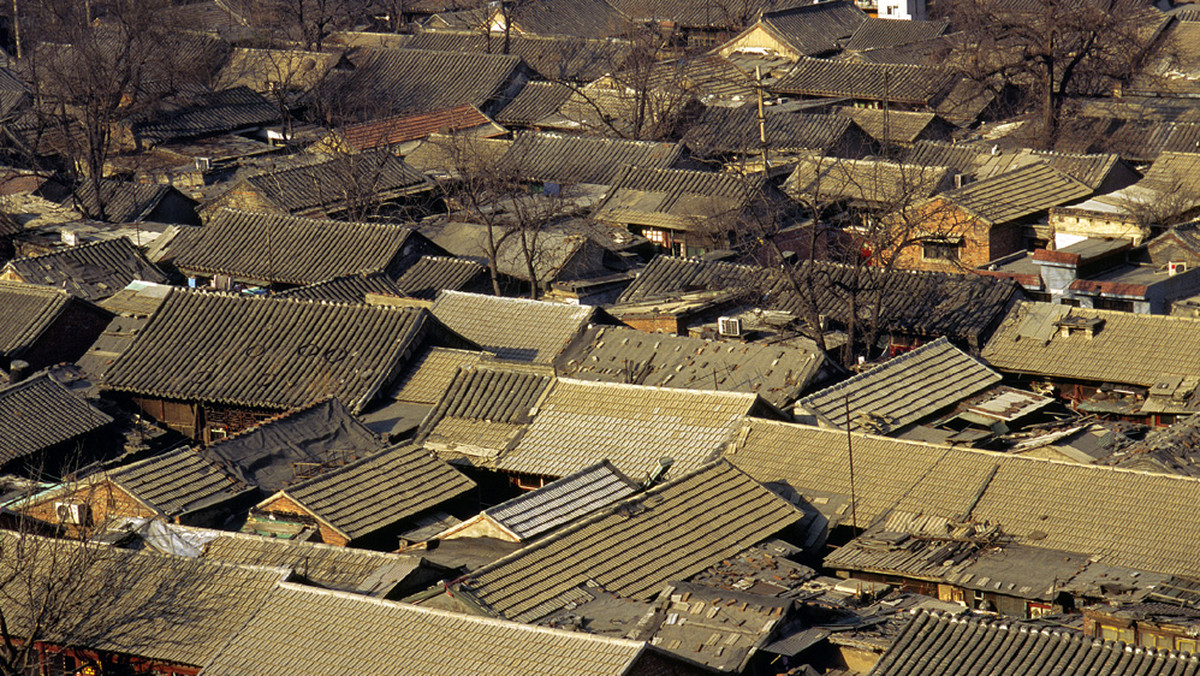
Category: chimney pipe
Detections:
[{"x1": 8, "y1": 360, "x2": 29, "y2": 384}]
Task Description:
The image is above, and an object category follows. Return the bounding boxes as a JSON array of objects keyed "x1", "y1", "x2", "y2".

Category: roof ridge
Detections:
[
  {"x1": 736, "y1": 417, "x2": 1200, "y2": 485},
  {"x1": 6, "y1": 237, "x2": 132, "y2": 263},
  {"x1": 269, "y1": 580, "x2": 648, "y2": 647},
  {"x1": 554, "y1": 376, "x2": 760, "y2": 400}
]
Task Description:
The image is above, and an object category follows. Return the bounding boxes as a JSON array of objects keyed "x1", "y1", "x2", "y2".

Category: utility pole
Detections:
[
  {"x1": 755, "y1": 65, "x2": 769, "y2": 172},
  {"x1": 844, "y1": 394, "x2": 859, "y2": 535}
]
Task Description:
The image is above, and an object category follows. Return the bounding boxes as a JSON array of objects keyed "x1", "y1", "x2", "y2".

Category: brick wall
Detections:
[
  {"x1": 257, "y1": 493, "x2": 348, "y2": 546},
  {"x1": 19, "y1": 480, "x2": 156, "y2": 538}
]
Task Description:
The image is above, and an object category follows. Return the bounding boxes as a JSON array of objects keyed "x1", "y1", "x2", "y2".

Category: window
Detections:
[
  {"x1": 1100, "y1": 625, "x2": 1135, "y2": 643},
  {"x1": 1178, "y1": 638, "x2": 1197, "y2": 653},
  {"x1": 1093, "y1": 297, "x2": 1135, "y2": 312},
  {"x1": 923, "y1": 239, "x2": 961, "y2": 261},
  {"x1": 1140, "y1": 632, "x2": 1174, "y2": 650}
]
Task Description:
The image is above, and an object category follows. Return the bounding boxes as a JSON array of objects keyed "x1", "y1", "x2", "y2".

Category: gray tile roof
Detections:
[
  {"x1": 941, "y1": 163, "x2": 1092, "y2": 225},
  {"x1": 617, "y1": 256, "x2": 1022, "y2": 350},
  {"x1": 556, "y1": 325, "x2": 831, "y2": 408},
  {"x1": 592, "y1": 166, "x2": 764, "y2": 232},
  {"x1": 843, "y1": 18, "x2": 949, "y2": 52},
  {"x1": 973, "y1": 149, "x2": 1124, "y2": 192},
  {"x1": 178, "y1": 210, "x2": 424, "y2": 286},
  {"x1": 0, "y1": 281, "x2": 73, "y2": 358},
  {"x1": 235, "y1": 151, "x2": 431, "y2": 216},
  {"x1": 388, "y1": 346, "x2": 487, "y2": 405},
  {"x1": 199, "y1": 582, "x2": 650, "y2": 676},
  {"x1": 494, "y1": 81, "x2": 574, "y2": 125},
  {"x1": 837, "y1": 107, "x2": 948, "y2": 145},
  {"x1": 982, "y1": 301, "x2": 1200, "y2": 388},
  {"x1": 3, "y1": 238, "x2": 169, "y2": 302},
  {"x1": 131, "y1": 86, "x2": 279, "y2": 145},
  {"x1": 199, "y1": 398, "x2": 386, "y2": 492},
  {"x1": 73, "y1": 180, "x2": 184, "y2": 223},
  {"x1": 394, "y1": 255, "x2": 487, "y2": 300},
  {"x1": 784, "y1": 156, "x2": 951, "y2": 206},
  {"x1": 274, "y1": 444, "x2": 476, "y2": 541},
  {"x1": 199, "y1": 531, "x2": 425, "y2": 593},
  {"x1": 405, "y1": 32, "x2": 631, "y2": 82},
  {"x1": 772, "y1": 58, "x2": 956, "y2": 105},
  {"x1": 495, "y1": 0, "x2": 630, "y2": 38},
  {"x1": 104, "y1": 291, "x2": 436, "y2": 413},
  {"x1": 484, "y1": 460, "x2": 639, "y2": 541},
  {"x1": 502, "y1": 132, "x2": 683, "y2": 186},
  {"x1": 870, "y1": 610, "x2": 1200, "y2": 676},
  {"x1": 0, "y1": 533, "x2": 287, "y2": 668},
  {"x1": 325, "y1": 48, "x2": 524, "y2": 118},
  {"x1": 431, "y1": 291, "x2": 593, "y2": 363},
  {"x1": 420, "y1": 363, "x2": 554, "y2": 457},
  {"x1": 724, "y1": 418, "x2": 1200, "y2": 576},
  {"x1": 0, "y1": 373, "x2": 112, "y2": 465},
  {"x1": 107, "y1": 447, "x2": 254, "y2": 517},
  {"x1": 497, "y1": 378, "x2": 760, "y2": 478},
  {"x1": 797, "y1": 337, "x2": 1000, "y2": 433},
  {"x1": 681, "y1": 106, "x2": 861, "y2": 156},
  {"x1": 460, "y1": 460, "x2": 803, "y2": 621},
  {"x1": 756, "y1": 1, "x2": 868, "y2": 56},
  {"x1": 274, "y1": 272, "x2": 404, "y2": 304}
]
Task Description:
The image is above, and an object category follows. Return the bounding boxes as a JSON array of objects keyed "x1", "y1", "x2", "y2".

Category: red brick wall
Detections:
[
  {"x1": 19, "y1": 480, "x2": 156, "y2": 538},
  {"x1": 257, "y1": 493, "x2": 348, "y2": 546}
]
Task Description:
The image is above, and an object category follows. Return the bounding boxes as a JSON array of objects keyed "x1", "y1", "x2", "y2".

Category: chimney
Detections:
[
  {"x1": 7, "y1": 360, "x2": 29, "y2": 384},
  {"x1": 642, "y1": 457, "x2": 674, "y2": 489}
]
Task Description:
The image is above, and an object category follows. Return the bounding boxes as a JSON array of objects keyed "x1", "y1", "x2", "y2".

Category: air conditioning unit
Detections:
[
  {"x1": 194, "y1": 156, "x2": 212, "y2": 171},
  {"x1": 55, "y1": 502, "x2": 90, "y2": 526},
  {"x1": 717, "y1": 316, "x2": 742, "y2": 337},
  {"x1": 1170, "y1": 260, "x2": 1187, "y2": 276}
]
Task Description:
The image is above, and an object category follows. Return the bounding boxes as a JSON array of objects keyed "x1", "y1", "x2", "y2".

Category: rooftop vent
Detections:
[{"x1": 1054, "y1": 315, "x2": 1104, "y2": 339}]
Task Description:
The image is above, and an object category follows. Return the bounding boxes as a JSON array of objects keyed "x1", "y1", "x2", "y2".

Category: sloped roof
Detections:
[
  {"x1": 424, "y1": 221, "x2": 600, "y2": 285},
  {"x1": 131, "y1": 86, "x2": 280, "y2": 145},
  {"x1": 431, "y1": 291, "x2": 593, "y2": 363},
  {"x1": 785, "y1": 156, "x2": 950, "y2": 206},
  {"x1": 103, "y1": 291, "x2": 435, "y2": 412},
  {"x1": 837, "y1": 107, "x2": 946, "y2": 145},
  {"x1": 502, "y1": 132, "x2": 683, "y2": 185},
  {"x1": 274, "y1": 273, "x2": 405, "y2": 304},
  {"x1": 843, "y1": 18, "x2": 949, "y2": 52},
  {"x1": 681, "y1": 106, "x2": 860, "y2": 156},
  {"x1": 388, "y1": 346, "x2": 487, "y2": 406},
  {"x1": 982, "y1": 301, "x2": 1200, "y2": 388},
  {"x1": 461, "y1": 460, "x2": 803, "y2": 621},
  {"x1": 556, "y1": 325, "x2": 830, "y2": 407},
  {"x1": 404, "y1": 31, "x2": 632, "y2": 82},
  {"x1": 107, "y1": 447, "x2": 254, "y2": 517},
  {"x1": 942, "y1": 163, "x2": 1092, "y2": 225},
  {"x1": 484, "y1": 460, "x2": 639, "y2": 541},
  {"x1": 237, "y1": 151, "x2": 431, "y2": 215},
  {"x1": 797, "y1": 337, "x2": 1000, "y2": 433},
  {"x1": 617, "y1": 256, "x2": 1021, "y2": 348},
  {"x1": 497, "y1": 379, "x2": 760, "y2": 478},
  {"x1": 725, "y1": 418, "x2": 1200, "y2": 576},
  {"x1": 592, "y1": 166, "x2": 763, "y2": 231},
  {"x1": 905, "y1": 140, "x2": 991, "y2": 174},
  {"x1": 199, "y1": 398, "x2": 386, "y2": 492},
  {"x1": 758, "y1": 1, "x2": 868, "y2": 56},
  {"x1": 0, "y1": 281, "x2": 74, "y2": 358},
  {"x1": 327, "y1": 48, "x2": 523, "y2": 117},
  {"x1": 972, "y1": 148, "x2": 1125, "y2": 192},
  {"x1": 772, "y1": 58, "x2": 956, "y2": 105},
  {"x1": 0, "y1": 373, "x2": 113, "y2": 465},
  {"x1": 333, "y1": 105, "x2": 500, "y2": 151},
  {"x1": 0, "y1": 533, "x2": 286, "y2": 668},
  {"x1": 177, "y1": 210, "x2": 422, "y2": 286},
  {"x1": 871, "y1": 610, "x2": 1200, "y2": 676},
  {"x1": 498, "y1": 0, "x2": 630, "y2": 38},
  {"x1": 394, "y1": 255, "x2": 487, "y2": 300},
  {"x1": 199, "y1": 531, "x2": 424, "y2": 593},
  {"x1": 215, "y1": 48, "x2": 341, "y2": 94},
  {"x1": 1140, "y1": 151, "x2": 1200, "y2": 193},
  {"x1": 74, "y1": 180, "x2": 185, "y2": 223},
  {"x1": 494, "y1": 81, "x2": 574, "y2": 125},
  {"x1": 4, "y1": 238, "x2": 169, "y2": 301},
  {"x1": 200, "y1": 582, "x2": 650, "y2": 676},
  {"x1": 420, "y1": 363, "x2": 555, "y2": 458},
  {"x1": 273, "y1": 444, "x2": 475, "y2": 541}
]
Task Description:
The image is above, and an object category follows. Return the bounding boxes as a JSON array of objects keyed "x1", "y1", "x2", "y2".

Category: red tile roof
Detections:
[{"x1": 337, "y1": 104, "x2": 498, "y2": 150}]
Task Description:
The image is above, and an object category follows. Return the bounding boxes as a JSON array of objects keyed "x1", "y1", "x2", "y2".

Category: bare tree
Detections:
[
  {"x1": 19, "y1": 0, "x2": 217, "y2": 220},
  {"x1": 945, "y1": 0, "x2": 1162, "y2": 146},
  {"x1": 433, "y1": 134, "x2": 578, "y2": 297},
  {"x1": 257, "y1": 0, "x2": 366, "y2": 51}
]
